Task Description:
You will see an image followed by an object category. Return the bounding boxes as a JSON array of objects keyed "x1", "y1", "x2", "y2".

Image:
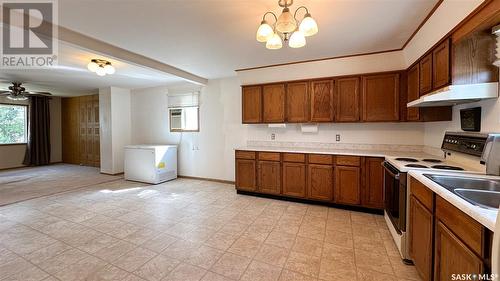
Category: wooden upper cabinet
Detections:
[
  {"x1": 308, "y1": 164, "x2": 333, "y2": 201},
  {"x1": 334, "y1": 166, "x2": 361, "y2": 205},
  {"x1": 409, "y1": 196, "x2": 433, "y2": 281},
  {"x1": 407, "y1": 64, "x2": 421, "y2": 121},
  {"x1": 310, "y1": 80, "x2": 334, "y2": 122},
  {"x1": 286, "y1": 82, "x2": 309, "y2": 123},
  {"x1": 263, "y1": 84, "x2": 286, "y2": 123},
  {"x1": 235, "y1": 159, "x2": 257, "y2": 192},
  {"x1": 335, "y1": 77, "x2": 360, "y2": 122},
  {"x1": 258, "y1": 160, "x2": 281, "y2": 195},
  {"x1": 362, "y1": 73, "x2": 400, "y2": 122},
  {"x1": 420, "y1": 54, "x2": 433, "y2": 94},
  {"x1": 434, "y1": 221, "x2": 483, "y2": 281},
  {"x1": 242, "y1": 86, "x2": 262, "y2": 123},
  {"x1": 433, "y1": 39, "x2": 451, "y2": 89},
  {"x1": 362, "y1": 157, "x2": 384, "y2": 209},
  {"x1": 282, "y1": 162, "x2": 307, "y2": 198}
]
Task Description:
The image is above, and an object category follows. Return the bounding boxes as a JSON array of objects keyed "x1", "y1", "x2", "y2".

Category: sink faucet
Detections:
[{"x1": 481, "y1": 134, "x2": 500, "y2": 176}]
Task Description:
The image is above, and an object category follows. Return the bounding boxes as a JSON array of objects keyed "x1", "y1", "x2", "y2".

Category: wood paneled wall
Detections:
[{"x1": 61, "y1": 95, "x2": 100, "y2": 167}]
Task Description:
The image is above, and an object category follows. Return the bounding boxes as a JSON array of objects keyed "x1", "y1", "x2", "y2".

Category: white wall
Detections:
[
  {"x1": 125, "y1": 0, "x2": 494, "y2": 182},
  {"x1": 99, "y1": 87, "x2": 131, "y2": 174},
  {"x1": 238, "y1": 51, "x2": 406, "y2": 85},
  {"x1": 130, "y1": 77, "x2": 425, "y2": 181},
  {"x1": 424, "y1": 98, "x2": 500, "y2": 148},
  {"x1": 403, "y1": 0, "x2": 483, "y2": 66},
  {"x1": 0, "y1": 97, "x2": 62, "y2": 170}
]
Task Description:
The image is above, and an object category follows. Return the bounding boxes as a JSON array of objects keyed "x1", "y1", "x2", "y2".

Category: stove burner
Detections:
[
  {"x1": 405, "y1": 164, "x2": 428, "y2": 168},
  {"x1": 395, "y1": 157, "x2": 419, "y2": 162},
  {"x1": 431, "y1": 165, "x2": 465, "y2": 171},
  {"x1": 422, "y1": 159, "x2": 443, "y2": 163}
]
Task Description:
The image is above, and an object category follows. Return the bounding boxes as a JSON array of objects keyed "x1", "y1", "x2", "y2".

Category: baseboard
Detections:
[
  {"x1": 100, "y1": 172, "x2": 124, "y2": 176},
  {"x1": 178, "y1": 175, "x2": 235, "y2": 185},
  {"x1": 0, "y1": 161, "x2": 63, "y2": 171}
]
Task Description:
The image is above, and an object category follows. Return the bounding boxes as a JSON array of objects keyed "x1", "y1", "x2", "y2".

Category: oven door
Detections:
[{"x1": 383, "y1": 161, "x2": 404, "y2": 234}]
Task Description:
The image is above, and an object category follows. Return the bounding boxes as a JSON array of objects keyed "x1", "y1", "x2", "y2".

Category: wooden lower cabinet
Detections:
[
  {"x1": 235, "y1": 159, "x2": 256, "y2": 192},
  {"x1": 258, "y1": 161, "x2": 281, "y2": 195},
  {"x1": 409, "y1": 195, "x2": 433, "y2": 281},
  {"x1": 334, "y1": 166, "x2": 361, "y2": 205},
  {"x1": 362, "y1": 157, "x2": 384, "y2": 209},
  {"x1": 235, "y1": 151, "x2": 383, "y2": 209},
  {"x1": 408, "y1": 176, "x2": 491, "y2": 281},
  {"x1": 307, "y1": 164, "x2": 333, "y2": 201},
  {"x1": 434, "y1": 221, "x2": 483, "y2": 281},
  {"x1": 282, "y1": 162, "x2": 307, "y2": 198}
]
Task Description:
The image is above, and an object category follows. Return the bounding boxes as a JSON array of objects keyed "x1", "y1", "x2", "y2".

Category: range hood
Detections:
[{"x1": 407, "y1": 82, "x2": 499, "y2": 108}]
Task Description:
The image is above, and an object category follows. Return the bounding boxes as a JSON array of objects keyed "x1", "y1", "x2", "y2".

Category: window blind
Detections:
[{"x1": 167, "y1": 92, "x2": 199, "y2": 108}]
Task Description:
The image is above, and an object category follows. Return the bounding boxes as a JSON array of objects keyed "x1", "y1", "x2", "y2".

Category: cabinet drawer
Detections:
[
  {"x1": 410, "y1": 177, "x2": 434, "y2": 210},
  {"x1": 335, "y1": 156, "x2": 360, "y2": 166},
  {"x1": 308, "y1": 154, "x2": 333, "y2": 165},
  {"x1": 282, "y1": 153, "x2": 306, "y2": 163},
  {"x1": 235, "y1": 151, "x2": 256, "y2": 160},
  {"x1": 436, "y1": 196, "x2": 484, "y2": 256},
  {"x1": 258, "y1": 152, "x2": 281, "y2": 162}
]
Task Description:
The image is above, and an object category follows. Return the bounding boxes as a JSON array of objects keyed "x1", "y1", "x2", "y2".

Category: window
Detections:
[
  {"x1": 169, "y1": 106, "x2": 199, "y2": 132},
  {"x1": 168, "y1": 91, "x2": 200, "y2": 132},
  {"x1": 0, "y1": 104, "x2": 28, "y2": 144}
]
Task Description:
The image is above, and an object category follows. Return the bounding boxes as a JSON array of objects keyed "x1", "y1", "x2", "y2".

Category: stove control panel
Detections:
[{"x1": 441, "y1": 132, "x2": 488, "y2": 157}]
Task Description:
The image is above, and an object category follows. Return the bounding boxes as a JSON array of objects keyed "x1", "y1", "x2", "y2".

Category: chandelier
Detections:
[
  {"x1": 87, "y1": 59, "x2": 115, "y2": 76},
  {"x1": 256, "y1": 0, "x2": 318, "y2": 49}
]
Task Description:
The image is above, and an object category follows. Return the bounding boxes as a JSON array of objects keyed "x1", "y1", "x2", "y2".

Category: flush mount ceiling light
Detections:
[
  {"x1": 256, "y1": 0, "x2": 318, "y2": 50},
  {"x1": 87, "y1": 59, "x2": 115, "y2": 76}
]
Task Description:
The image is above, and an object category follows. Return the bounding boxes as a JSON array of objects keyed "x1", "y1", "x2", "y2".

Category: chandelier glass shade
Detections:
[
  {"x1": 87, "y1": 59, "x2": 115, "y2": 76},
  {"x1": 256, "y1": 0, "x2": 318, "y2": 50}
]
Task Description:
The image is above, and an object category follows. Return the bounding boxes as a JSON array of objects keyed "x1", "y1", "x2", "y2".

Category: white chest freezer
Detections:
[{"x1": 124, "y1": 145, "x2": 177, "y2": 184}]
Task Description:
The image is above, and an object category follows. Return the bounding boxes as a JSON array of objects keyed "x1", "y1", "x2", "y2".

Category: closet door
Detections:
[
  {"x1": 92, "y1": 95, "x2": 100, "y2": 167},
  {"x1": 79, "y1": 96, "x2": 88, "y2": 165}
]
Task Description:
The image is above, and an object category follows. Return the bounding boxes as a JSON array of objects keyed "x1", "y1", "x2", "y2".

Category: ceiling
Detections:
[
  {"x1": 57, "y1": 0, "x2": 439, "y2": 79},
  {"x1": 0, "y1": 41, "x2": 186, "y2": 96},
  {"x1": 0, "y1": 0, "x2": 440, "y2": 94}
]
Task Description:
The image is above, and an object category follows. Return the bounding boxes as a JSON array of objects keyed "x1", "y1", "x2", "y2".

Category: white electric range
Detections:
[{"x1": 383, "y1": 132, "x2": 488, "y2": 263}]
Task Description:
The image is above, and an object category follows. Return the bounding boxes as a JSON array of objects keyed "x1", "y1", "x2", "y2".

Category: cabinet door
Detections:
[
  {"x1": 335, "y1": 77, "x2": 360, "y2": 122},
  {"x1": 310, "y1": 80, "x2": 334, "y2": 122},
  {"x1": 362, "y1": 157, "x2": 384, "y2": 209},
  {"x1": 263, "y1": 84, "x2": 285, "y2": 123},
  {"x1": 407, "y1": 64, "x2": 421, "y2": 121},
  {"x1": 362, "y1": 74, "x2": 400, "y2": 122},
  {"x1": 242, "y1": 86, "x2": 262, "y2": 123},
  {"x1": 282, "y1": 162, "x2": 306, "y2": 198},
  {"x1": 236, "y1": 159, "x2": 257, "y2": 191},
  {"x1": 433, "y1": 39, "x2": 450, "y2": 89},
  {"x1": 307, "y1": 164, "x2": 333, "y2": 201},
  {"x1": 334, "y1": 166, "x2": 361, "y2": 205},
  {"x1": 286, "y1": 82, "x2": 309, "y2": 123},
  {"x1": 409, "y1": 196, "x2": 433, "y2": 281},
  {"x1": 420, "y1": 54, "x2": 432, "y2": 94},
  {"x1": 434, "y1": 221, "x2": 483, "y2": 281},
  {"x1": 258, "y1": 161, "x2": 281, "y2": 195}
]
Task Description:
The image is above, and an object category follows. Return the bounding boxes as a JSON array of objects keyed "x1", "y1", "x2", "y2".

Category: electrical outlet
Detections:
[
  {"x1": 336, "y1": 134, "x2": 341, "y2": 142},
  {"x1": 271, "y1": 133, "x2": 276, "y2": 140}
]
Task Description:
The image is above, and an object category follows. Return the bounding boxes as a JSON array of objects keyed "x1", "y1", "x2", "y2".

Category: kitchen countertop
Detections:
[
  {"x1": 236, "y1": 146, "x2": 440, "y2": 159},
  {"x1": 409, "y1": 170, "x2": 499, "y2": 231}
]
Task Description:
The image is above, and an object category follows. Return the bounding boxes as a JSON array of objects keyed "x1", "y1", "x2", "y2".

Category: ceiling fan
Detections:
[{"x1": 0, "y1": 82, "x2": 52, "y2": 101}]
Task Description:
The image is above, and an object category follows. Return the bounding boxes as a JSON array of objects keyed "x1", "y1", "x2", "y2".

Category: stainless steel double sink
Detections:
[{"x1": 424, "y1": 174, "x2": 500, "y2": 210}]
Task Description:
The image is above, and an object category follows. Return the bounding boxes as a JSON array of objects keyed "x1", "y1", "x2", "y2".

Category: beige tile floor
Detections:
[{"x1": 0, "y1": 175, "x2": 422, "y2": 281}]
